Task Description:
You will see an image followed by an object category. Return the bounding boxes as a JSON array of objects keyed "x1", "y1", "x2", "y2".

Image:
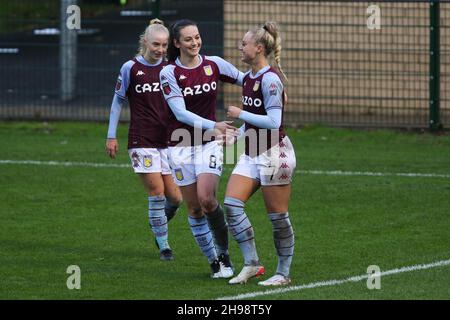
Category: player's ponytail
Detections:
[
  {"x1": 263, "y1": 22, "x2": 287, "y2": 82},
  {"x1": 137, "y1": 18, "x2": 169, "y2": 57},
  {"x1": 167, "y1": 19, "x2": 197, "y2": 62},
  {"x1": 252, "y1": 21, "x2": 288, "y2": 82}
]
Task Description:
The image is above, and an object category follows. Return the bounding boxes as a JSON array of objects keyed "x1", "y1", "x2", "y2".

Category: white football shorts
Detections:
[
  {"x1": 168, "y1": 141, "x2": 223, "y2": 186},
  {"x1": 127, "y1": 148, "x2": 171, "y2": 175},
  {"x1": 231, "y1": 136, "x2": 296, "y2": 186}
]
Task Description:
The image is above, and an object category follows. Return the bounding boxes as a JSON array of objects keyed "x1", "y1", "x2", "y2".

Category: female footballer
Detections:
[
  {"x1": 159, "y1": 19, "x2": 244, "y2": 279},
  {"x1": 225, "y1": 21, "x2": 296, "y2": 286},
  {"x1": 106, "y1": 19, "x2": 182, "y2": 261}
]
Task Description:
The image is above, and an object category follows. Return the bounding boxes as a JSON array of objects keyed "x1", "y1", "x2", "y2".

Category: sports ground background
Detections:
[{"x1": 1, "y1": 0, "x2": 450, "y2": 301}]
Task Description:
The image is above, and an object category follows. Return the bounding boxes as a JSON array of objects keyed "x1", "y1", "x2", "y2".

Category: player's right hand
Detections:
[
  {"x1": 214, "y1": 121, "x2": 236, "y2": 134},
  {"x1": 227, "y1": 105, "x2": 242, "y2": 119},
  {"x1": 106, "y1": 138, "x2": 118, "y2": 159}
]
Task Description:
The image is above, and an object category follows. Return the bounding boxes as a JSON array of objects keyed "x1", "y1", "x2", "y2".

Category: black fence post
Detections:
[
  {"x1": 153, "y1": 0, "x2": 160, "y2": 19},
  {"x1": 429, "y1": 1, "x2": 442, "y2": 131}
]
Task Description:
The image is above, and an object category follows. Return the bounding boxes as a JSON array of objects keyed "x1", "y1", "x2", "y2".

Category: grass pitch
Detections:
[{"x1": 1, "y1": 121, "x2": 450, "y2": 299}]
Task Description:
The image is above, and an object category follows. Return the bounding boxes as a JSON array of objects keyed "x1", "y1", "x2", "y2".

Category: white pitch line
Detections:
[
  {"x1": 0, "y1": 159, "x2": 129, "y2": 168},
  {"x1": 0, "y1": 160, "x2": 450, "y2": 179},
  {"x1": 298, "y1": 169, "x2": 450, "y2": 179},
  {"x1": 216, "y1": 258, "x2": 450, "y2": 300}
]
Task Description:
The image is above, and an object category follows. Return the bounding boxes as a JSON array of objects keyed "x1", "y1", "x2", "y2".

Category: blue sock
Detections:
[
  {"x1": 188, "y1": 215, "x2": 217, "y2": 264},
  {"x1": 224, "y1": 197, "x2": 259, "y2": 266},
  {"x1": 148, "y1": 195, "x2": 170, "y2": 251},
  {"x1": 268, "y1": 212, "x2": 294, "y2": 277}
]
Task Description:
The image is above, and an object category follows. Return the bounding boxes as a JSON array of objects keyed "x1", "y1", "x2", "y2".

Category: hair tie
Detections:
[
  {"x1": 263, "y1": 25, "x2": 268, "y2": 32},
  {"x1": 149, "y1": 18, "x2": 163, "y2": 26},
  {"x1": 172, "y1": 20, "x2": 186, "y2": 31}
]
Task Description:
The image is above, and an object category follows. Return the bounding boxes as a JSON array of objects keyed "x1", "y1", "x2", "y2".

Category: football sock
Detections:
[
  {"x1": 148, "y1": 195, "x2": 170, "y2": 251},
  {"x1": 165, "y1": 198, "x2": 179, "y2": 222},
  {"x1": 205, "y1": 204, "x2": 229, "y2": 256},
  {"x1": 268, "y1": 212, "x2": 294, "y2": 277},
  {"x1": 188, "y1": 215, "x2": 217, "y2": 264},
  {"x1": 224, "y1": 197, "x2": 260, "y2": 266}
]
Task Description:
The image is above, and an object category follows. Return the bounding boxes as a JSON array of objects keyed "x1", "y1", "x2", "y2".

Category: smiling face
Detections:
[
  {"x1": 239, "y1": 31, "x2": 263, "y2": 65},
  {"x1": 174, "y1": 25, "x2": 202, "y2": 59},
  {"x1": 144, "y1": 31, "x2": 169, "y2": 62}
]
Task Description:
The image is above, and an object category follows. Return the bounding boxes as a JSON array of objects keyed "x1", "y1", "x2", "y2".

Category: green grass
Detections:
[{"x1": 1, "y1": 121, "x2": 450, "y2": 299}]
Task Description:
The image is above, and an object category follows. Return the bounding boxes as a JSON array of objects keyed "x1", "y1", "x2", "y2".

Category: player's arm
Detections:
[
  {"x1": 228, "y1": 73, "x2": 283, "y2": 129},
  {"x1": 160, "y1": 66, "x2": 235, "y2": 133},
  {"x1": 106, "y1": 95, "x2": 126, "y2": 159},
  {"x1": 208, "y1": 56, "x2": 245, "y2": 86},
  {"x1": 106, "y1": 62, "x2": 132, "y2": 159}
]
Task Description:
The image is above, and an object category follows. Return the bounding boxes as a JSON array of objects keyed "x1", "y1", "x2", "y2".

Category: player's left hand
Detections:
[
  {"x1": 227, "y1": 105, "x2": 242, "y2": 119},
  {"x1": 106, "y1": 138, "x2": 118, "y2": 159}
]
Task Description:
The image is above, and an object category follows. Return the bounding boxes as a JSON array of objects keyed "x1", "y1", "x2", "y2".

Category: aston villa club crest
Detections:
[
  {"x1": 203, "y1": 65, "x2": 213, "y2": 76},
  {"x1": 143, "y1": 155, "x2": 152, "y2": 168},
  {"x1": 175, "y1": 168, "x2": 184, "y2": 181},
  {"x1": 253, "y1": 81, "x2": 260, "y2": 91}
]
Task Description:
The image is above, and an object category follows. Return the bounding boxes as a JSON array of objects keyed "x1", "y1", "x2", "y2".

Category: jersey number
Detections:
[{"x1": 209, "y1": 155, "x2": 217, "y2": 169}]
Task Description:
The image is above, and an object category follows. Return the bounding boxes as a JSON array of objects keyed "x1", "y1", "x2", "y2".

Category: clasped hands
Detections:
[{"x1": 215, "y1": 105, "x2": 242, "y2": 146}]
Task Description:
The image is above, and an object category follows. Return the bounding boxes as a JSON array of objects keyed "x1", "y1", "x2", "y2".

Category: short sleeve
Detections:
[
  {"x1": 261, "y1": 72, "x2": 283, "y2": 112},
  {"x1": 159, "y1": 65, "x2": 184, "y2": 101},
  {"x1": 206, "y1": 56, "x2": 244, "y2": 86}
]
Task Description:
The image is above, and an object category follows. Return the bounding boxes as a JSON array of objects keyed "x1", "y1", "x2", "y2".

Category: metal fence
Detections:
[{"x1": 0, "y1": 0, "x2": 449, "y2": 129}]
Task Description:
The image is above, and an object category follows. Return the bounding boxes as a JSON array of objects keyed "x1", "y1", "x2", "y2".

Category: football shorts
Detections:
[
  {"x1": 168, "y1": 141, "x2": 223, "y2": 186},
  {"x1": 232, "y1": 136, "x2": 296, "y2": 186},
  {"x1": 127, "y1": 148, "x2": 171, "y2": 175}
]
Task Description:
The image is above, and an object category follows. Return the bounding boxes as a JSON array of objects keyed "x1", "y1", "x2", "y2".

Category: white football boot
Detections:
[
  {"x1": 228, "y1": 265, "x2": 265, "y2": 284},
  {"x1": 258, "y1": 274, "x2": 291, "y2": 286},
  {"x1": 210, "y1": 259, "x2": 234, "y2": 279},
  {"x1": 210, "y1": 259, "x2": 224, "y2": 279},
  {"x1": 218, "y1": 253, "x2": 234, "y2": 278}
]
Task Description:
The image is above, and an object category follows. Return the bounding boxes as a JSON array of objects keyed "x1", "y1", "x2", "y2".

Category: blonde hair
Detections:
[
  {"x1": 250, "y1": 21, "x2": 287, "y2": 81},
  {"x1": 137, "y1": 18, "x2": 169, "y2": 57}
]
